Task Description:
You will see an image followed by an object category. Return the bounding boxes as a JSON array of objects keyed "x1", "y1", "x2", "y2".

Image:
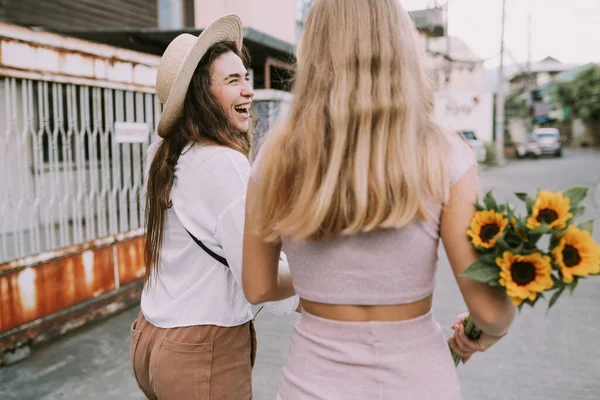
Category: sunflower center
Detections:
[
  {"x1": 480, "y1": 224, "x2": 500, "y2": 242},
  {"x1": 537, "y1": 208, "x2": 558, "y2": 225},
  {"x1": 562, "y1": 245, "x2": 581, "y2": 267},
  {"x1": 511, "y1": 261, "x2": 536, "y2": 286}
]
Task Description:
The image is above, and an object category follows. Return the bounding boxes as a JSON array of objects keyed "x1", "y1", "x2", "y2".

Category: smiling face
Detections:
[{"x1": 209, "y1": 51, "x2": 254, "y2": 133}]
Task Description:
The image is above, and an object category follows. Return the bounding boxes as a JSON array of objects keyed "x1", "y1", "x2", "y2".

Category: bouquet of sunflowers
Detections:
[{"x1": 450, "y1": 187, "x2": 600, "y2": 367}]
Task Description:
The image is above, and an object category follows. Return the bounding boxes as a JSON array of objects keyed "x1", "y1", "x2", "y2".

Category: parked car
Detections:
[
  {"x1": 516, "y1": 133, "x2": 542, "y2": 158},
  {"x1": 458, "y1": 130, "x2": 486, "y2": 163},
  {"x1": 516, "y1": 128, "x2": 563, "y2": 158},
  {"x1": 532, "y1": 127, "x2": 563, "y2": 157}
]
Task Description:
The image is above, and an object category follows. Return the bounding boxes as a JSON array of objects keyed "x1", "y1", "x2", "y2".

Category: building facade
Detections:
[{"x1": 0, "y1": 0, "x2": 196, "y2": 30}]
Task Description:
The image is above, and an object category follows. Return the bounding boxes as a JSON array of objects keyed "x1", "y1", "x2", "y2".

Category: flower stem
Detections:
[{"x1": 448, "y1": 316, "x2": 482, "y2": 367}]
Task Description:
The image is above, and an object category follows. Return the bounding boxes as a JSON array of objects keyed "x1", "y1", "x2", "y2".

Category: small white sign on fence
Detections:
[{"x1": 114, "y1": 122, "x2": 149, "y2": 143}]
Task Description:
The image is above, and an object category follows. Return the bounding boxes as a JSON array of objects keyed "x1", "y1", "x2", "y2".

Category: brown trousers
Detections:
[{"x1": 130, "y1": 312, "x2": 257, "y2": 399}]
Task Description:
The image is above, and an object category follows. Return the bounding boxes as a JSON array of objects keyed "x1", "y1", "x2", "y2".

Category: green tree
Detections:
[
  {"x1": 554, "y1": 66, "x2": 600, "y2": 123},
  {"x1": 505, "y1": 91, "x2": 530, "y2": 118}
]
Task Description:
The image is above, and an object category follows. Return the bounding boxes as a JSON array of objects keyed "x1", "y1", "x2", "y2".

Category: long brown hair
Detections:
[
  {"x1": 255, "y1": 0, "x2": 450, "y2": 242},
  {"x1": 144, "y1": 41, "x2": 251, "y2": 285}
]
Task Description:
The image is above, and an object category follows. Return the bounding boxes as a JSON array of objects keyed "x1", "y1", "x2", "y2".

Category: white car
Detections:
[
  {"x1": 458, "y1": 130, "x2": 486, "y2": 163},
  {"x1": 516, "y1": 133, "x2": 542, "y2": 158},
  {"x1": 533, "y1": 127, "x2": 563, "y2": 157},
  {"x1": 516, "y1": 128, "x2": 563, "y2": 158}
]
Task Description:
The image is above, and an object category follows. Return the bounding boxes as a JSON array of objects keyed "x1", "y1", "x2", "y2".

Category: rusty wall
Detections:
[{"x1": 0, "y1": 236, "x2": 144, "y2": 335}]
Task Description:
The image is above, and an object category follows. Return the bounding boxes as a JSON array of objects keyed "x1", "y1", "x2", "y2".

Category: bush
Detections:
[{"x1": 485, "y1": 142, "x2": 497, "y2": 164}]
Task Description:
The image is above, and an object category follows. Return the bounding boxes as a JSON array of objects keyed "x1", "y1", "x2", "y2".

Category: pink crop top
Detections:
[{"x1": 251, "y1": 136, "x2": 475, "y2": 305}]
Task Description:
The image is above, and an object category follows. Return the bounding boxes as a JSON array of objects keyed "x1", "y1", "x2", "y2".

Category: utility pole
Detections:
[
  {"x1": 495, "y1": 0, "x2": 507, "y2": 165},
  {"x1": 525, "y1": 0, "x2": 534, "y2": 133}
]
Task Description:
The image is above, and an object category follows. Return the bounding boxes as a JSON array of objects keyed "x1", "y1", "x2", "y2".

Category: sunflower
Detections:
[
  {"x1": 526, "y1": 190, "x2": 572, "y2": 230},
  {"x1": 551, "y1": 225, "x2": 600, "y2": 283},
  {"x1": 497, "y1": 251, "x2": 554, "y2": 306},
  {"x1": 467, "y1": 210, "x2": 509, "y2": 249}
]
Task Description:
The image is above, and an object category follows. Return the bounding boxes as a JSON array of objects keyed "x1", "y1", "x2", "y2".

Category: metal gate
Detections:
[
  {"x1": 0, "y1": 78, "x2": 160, "y2": 263},
  {"x1": 0, "y1": 23, "x2": 160, "y2": 360}
]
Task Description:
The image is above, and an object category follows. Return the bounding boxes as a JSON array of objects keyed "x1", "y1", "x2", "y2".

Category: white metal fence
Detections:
[
  {"x1": 0, "y1": 77, "x2": 160, "y2": 263},
  {"x1": 252, "y1": 89, "x2": 292, "y2": 151}
]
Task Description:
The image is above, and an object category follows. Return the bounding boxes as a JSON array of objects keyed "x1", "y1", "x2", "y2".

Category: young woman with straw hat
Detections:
[
  {"x1": 242, "y1": 0, "x2": 516, "y2": 398},
  {"x1": 130, "y1": 14, "x2": 299, "y2": 399}
]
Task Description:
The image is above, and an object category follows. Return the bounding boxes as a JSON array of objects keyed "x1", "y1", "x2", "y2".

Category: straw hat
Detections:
[{"x1": 156, "y1": 14, "x2": 243, "y2": 138}]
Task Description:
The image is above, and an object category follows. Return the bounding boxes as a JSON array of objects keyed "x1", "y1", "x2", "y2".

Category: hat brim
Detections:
[{"x1": 157, "y1": 14, "x2": 243, "y2": 138}]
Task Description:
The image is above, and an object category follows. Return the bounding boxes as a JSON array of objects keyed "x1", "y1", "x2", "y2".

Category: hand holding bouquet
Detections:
[{"x1": 450, "y1": 187, "x2": 600, "y2": 366}]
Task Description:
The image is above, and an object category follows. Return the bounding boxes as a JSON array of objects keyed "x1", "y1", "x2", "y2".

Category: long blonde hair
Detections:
[{"x1": 255, "y1": 0, "x2": 450, "y2": 242}]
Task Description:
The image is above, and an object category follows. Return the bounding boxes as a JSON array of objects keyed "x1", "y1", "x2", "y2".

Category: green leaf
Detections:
[
  {"x1": 526, "y1": 197, "x2": 534, "y2": 215},
  {"x1": 459, "y1": 258, "x2": 500, "y2": 284},
  {"x1": 571, "y1": 206, "x2": 586, "y2": 218},
  {"x1": 516, "y1": 218, "x2": 529, "y2": 234},
  {"x1": 548, "y1": 287, "x2": 565, "y2": 309},
  {"x1": 568, "y1": 278, "x2": 579, "y2": 295},
  {"x1": 474, "y1": 202, "x2": 485, "y2": 212},
  {"x1": 550, "y1": 274, "x2": 565, "y2": 288},
  {"x1": 530, "y1": 223, "x2": 552, "y2": 235},
  {"x1": 463, "y1": 317, "x2": 482, "y2": 340},
  {"x1": 483, "y1": 191, "x2": 498, "y2": 211},
  {"x1": 515, "y1": 192, "x2": 529, "y2": 202},
  {"x1": 563, "y1": 187, "x2": 588, "y2": 208},
  {"x1": 496, "y1": 237, "x2": 512, "y2": 252},
  {"x1": 549, "y1": 235, "x2": 559, "y2": 251},
  {"x1": 525, "y1": 232, "x2": 545, "y2": 247},
  {"x1": 577, "y1": 220, "x2": 594, "y2": 233},
  {"x1": 504, "y1": 231, "x2": 524, "y2": 252}
]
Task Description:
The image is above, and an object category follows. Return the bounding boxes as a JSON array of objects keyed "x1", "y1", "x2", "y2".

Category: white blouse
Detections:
[{"x1": 141, "y1": 141, "x2": 299, "y2": 328}]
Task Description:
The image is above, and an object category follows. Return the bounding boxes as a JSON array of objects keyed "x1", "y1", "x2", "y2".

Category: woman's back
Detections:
[{"x1": 278, "y1": 137, "x2": 474, "y2": 308}]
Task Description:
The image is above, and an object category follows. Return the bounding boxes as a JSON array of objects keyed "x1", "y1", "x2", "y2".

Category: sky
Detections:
[{"x1": 403, "y1": 0, "x2": 600, "y2": 67}]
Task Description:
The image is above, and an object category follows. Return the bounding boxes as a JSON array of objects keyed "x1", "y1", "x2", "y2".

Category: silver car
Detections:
[{"x1": 533, "y1": 127, "x2": 563, "y2": 157}]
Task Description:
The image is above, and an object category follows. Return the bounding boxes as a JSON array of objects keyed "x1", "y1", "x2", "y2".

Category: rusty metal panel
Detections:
[
  {"x1": 117, "y1": 236, "x2": 145, "y2": 286},
  {"x1": 0, "y1": 39, "x2": 157, "y2": 89},
  {"x1": 0, "y1": 280, "x2": 143, "y2": 356},
  {"x1": 0, "y1": 241, "x2": 120, "y2": 333},
  {"x1": 0, "y1": 22, "x2": 159, "y2": 91}
]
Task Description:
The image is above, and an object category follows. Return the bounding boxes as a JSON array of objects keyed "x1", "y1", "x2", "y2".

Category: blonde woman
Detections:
[{"x1": 242, "y1": 0, "x2": 516, "y2": 398}]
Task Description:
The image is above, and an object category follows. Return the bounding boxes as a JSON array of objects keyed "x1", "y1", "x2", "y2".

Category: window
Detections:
[
  {"x1": 461, "y1": 131, "x2": 477, "y2": 141},
  {"x1": 159, "y1": 0, "x2": 184, "y2": 29}
]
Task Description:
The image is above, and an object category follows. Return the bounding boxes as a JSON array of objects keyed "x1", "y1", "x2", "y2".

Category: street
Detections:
[{"x1": 1, "y1": 148, "x2": 600, "y2": 400}]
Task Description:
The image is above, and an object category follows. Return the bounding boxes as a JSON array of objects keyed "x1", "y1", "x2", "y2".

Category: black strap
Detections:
[
  {"x1": 185, "y1": 229, "x2": 229, "y2": 267},
  {"x1": 185, "y1": 228, "x2": 265, "y2": 320}
]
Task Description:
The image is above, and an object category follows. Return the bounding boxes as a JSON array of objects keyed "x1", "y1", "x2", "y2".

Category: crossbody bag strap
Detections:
[
  {"x1": 185, "y1": 229, "x2": 229, "y2": 267},
  {"x1": 185, "y1": 228, "x2": 265, "y2": 319}
]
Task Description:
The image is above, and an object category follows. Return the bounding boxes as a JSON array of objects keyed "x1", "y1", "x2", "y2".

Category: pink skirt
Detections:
[{"x1": 276, "y1": 310, "x2": 462, "y2": 400}]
